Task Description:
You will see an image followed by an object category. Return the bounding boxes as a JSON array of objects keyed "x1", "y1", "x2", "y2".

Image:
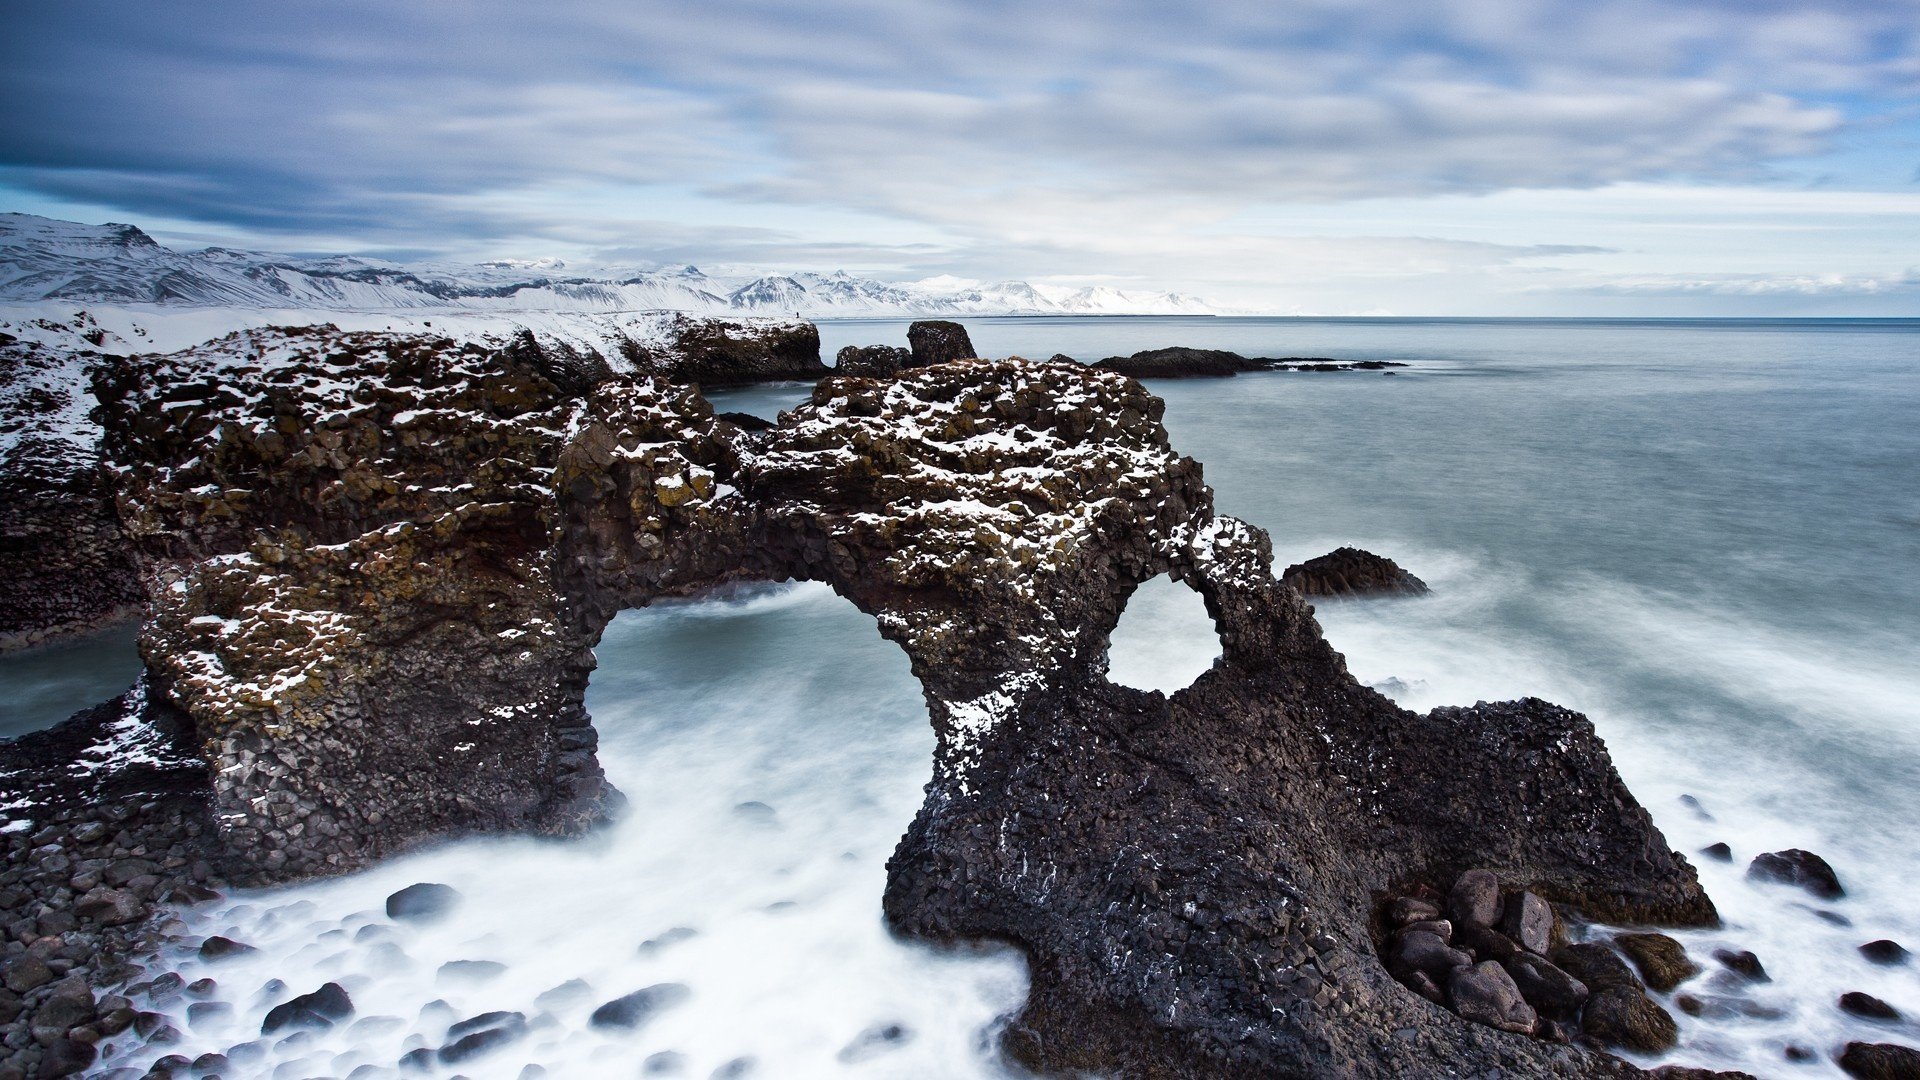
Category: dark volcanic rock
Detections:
[
  {"x1": 1583, "y1": 986, "x2": 1679, "y2": 1053},
  {"x1": 631, "y1": 313, "x2": 825, "y2": 385},
  {"x1": 1449, "y1": 869, "x2": 1504, "y2": 930},
  {"x1": 1747, "y1": 849, "x2": 1844, "y2": 899},
  {"x1": 1711, "y1": 949, "x2": 1768, "y2": 982},
  {"x1": 905, "y1": 320, "x2": 975, "y2": 366},
  {"x1": 1502, "y1": 890, "x2": 1554, "y2": 954},
  {"x1": 1860, "y1": 940, "x2": 1911, "y2": 966},
  {"x1": 387, "y1": 882, "x2": 461, "y2": 921},
  {"x1": 261, "y1": 981, "x2": 353, "y2": 1033},
  {"x1": 1838, "y1": 1041, "x2": 1920, "y2": 1079},
  {"x1": 0, "y1": 315, "x2": 143, "y2": 650},
  {"x1": 834, "y1": 344, "x2": 912, "y2": 377},
  {"x1": 1281, "y1": 546, "x2": 1430, "y2": 598},
  {"x1": 1700, "y1": 842, "x2": 1732, "y2": 862},
  {"x1": 1449, "y1": 960, "x2": 1538, "y2": 1034},
  {"x1": 589, "y1": 983, "x2": 690, "y2": 1030},
  {"x1": 1505, "y1": 953, "x2": 1589, "y2": 1019},
  {"x1": 54, "y1": 340, "x2": 1716, "y2": 1077},
  {"x1": 1840, "y1": 992, "x2": 1902, "y2": 1021},
  {"x1": 1615, "y1": 932, "x2": 1700, "y2": 992},
  {"x1": 1095, "y1": 347, "x2": 1271, "y2": 378}
]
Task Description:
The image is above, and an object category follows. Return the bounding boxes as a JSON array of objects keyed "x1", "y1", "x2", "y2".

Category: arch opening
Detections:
[
  {"x1": 1106, "y1": 572, "x2": 1225, "y2": 694},
  {"x1": 103, "y1": 580, "x2": 1028, "y2": 1079}
]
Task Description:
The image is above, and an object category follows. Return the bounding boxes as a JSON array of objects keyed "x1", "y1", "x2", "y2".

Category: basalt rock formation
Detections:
[
  {"x1": 1283, "y1": 546, "x2": 1430, "y2": 598},
  {"x1": 622, "y1": 312, "x2": 825, "y2": 384},
  {"x1": 906, "y1": 319, "x2": 977, "y2": 366},
  {"x1": 834, "y1": 343, "x2": 912, "y2": 377},
  {"x1": 1096, "y1": 346, "x2": 1408, "y2": 378},
  {"x1": 0, "y1": 315, "x2": 144, "y2": 649},
  {"x1": 8, "y1": 327, "x2": 1719, "y2": 1077}
]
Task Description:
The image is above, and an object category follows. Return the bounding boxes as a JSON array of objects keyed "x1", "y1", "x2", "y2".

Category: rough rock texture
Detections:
[
  {"x1": 0, "y1": 687, "x2": 217, "y2": 1076},
  {"x1": 1746, "y1": 849, "x2": 1845, "y2": 899},
  {"x1": 34, "y1": 335, "x2": 1717, "y2": 1076},
  {"x1": 834, "y1": 344, "x2": 912, "y2": 378},
  {"x1": 905, "y1": 320, "x2": 976, "y2": 366},
  {"x1": 1839, "y1": 1042, "x2": 1920, "y2": 1079},
  {"x1": 0, "y1": 315, "x2": 144, "y2": 650},
  {"x1": 622, "y1": 312, "x2": 824, "y2": 384},
  {"x1": 1282, "y1": 546, "x2": 1430, "y2": 598},
  {"x1": 1095, "y1": 347, "x2": 1407, "y2": 378}
]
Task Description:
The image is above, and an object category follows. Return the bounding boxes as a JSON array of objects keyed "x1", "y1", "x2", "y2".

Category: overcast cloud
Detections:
[{"x1": 3, "y1": 0, "x2": 1917, "y2": 313}]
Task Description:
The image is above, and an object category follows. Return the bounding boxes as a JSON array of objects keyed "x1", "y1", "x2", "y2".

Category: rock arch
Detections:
[{"x1": 94, "y1": 328, "x2": 1714, "y2": 1077}]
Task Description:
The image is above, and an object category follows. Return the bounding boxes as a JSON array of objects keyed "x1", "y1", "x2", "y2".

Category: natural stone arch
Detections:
[
  {"x1": 94, "y1": 331, "x2": 1717, "y2": 1078},
  {"x1": 1105, "y1": 572, "x2": 1224, "y2": 694}
]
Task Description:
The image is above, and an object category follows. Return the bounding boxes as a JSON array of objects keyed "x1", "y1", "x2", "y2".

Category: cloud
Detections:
[{"x1": 1, "y1": 0, "x2": 1917, "y2": 312}]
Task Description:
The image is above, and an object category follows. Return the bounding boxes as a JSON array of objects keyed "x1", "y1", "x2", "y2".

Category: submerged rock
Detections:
[
  {"x1": 1860, "y1": 939, "x2": 1911, "y2": 966},
  {"x1": 261, "y1": 982, "x2": 353, "y2": 1034},
  {"x1": 1747, "y1": 849, "x2": 1845, "y2": 899},
  {"x1": 589, "y1": 984, "x2": 691, "y2": 1030},
  {"x1": 1838, "y1": 1042, "x2": 1920, "y2": 1079},
  {"x1": 386, "y1": 882, "x2": 460, "y2": 921},
  {"x1": 1281, "y1": 547, "x2": 1430, "y2": 598},
  {"x1": 1840, "y1": 992, "x2": 1902, "y2": 1021},
  {"x1": 1615, "y1": 933, "x2": 1700, "y2": 993}
]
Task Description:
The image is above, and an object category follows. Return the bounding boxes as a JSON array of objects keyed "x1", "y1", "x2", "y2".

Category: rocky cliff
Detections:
[{"x1": 7, "y1": 327, "x2": 1718, "y2": 1076}]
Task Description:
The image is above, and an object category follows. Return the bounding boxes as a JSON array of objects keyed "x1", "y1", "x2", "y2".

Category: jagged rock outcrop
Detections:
[
  {"x1": 12, "y1": 331, "x2": 1717, "y2": 1076},
  {"x1": 906, "y1": 319, "x2": 977, "y2": 366},
  {"x1": 1283, "y1": 546, "x2": 1430, "y2": 598},
  {"x1": 621, "y1": 312, "x2": 824, "y2": 384},
  {"x1": 834, "y1": 343, "x2": 912, "y2": 377},
  {"x1": 1096, "y1": 347, "x2": 1407, "y2": 378},
  {"x1": 0, "y1": 315, "x2": 144, "y2": 649}
]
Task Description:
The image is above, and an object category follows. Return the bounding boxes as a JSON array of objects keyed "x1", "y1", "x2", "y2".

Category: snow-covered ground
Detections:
[{"x1": 1, "y1": 213, "x2": 1228, "y2": 318}]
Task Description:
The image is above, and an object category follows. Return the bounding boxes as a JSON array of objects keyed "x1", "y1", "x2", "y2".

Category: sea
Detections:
[{"x1": 2, "y1": 316, "x2": 1916, "y2": 1077}]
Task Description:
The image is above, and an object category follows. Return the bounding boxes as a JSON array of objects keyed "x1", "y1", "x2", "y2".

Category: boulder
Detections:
[
  {"x1": 1746, "y1": 849, "x2": 1844, "y2": 899},
  {"x1": 1394, "y1": 931, "x2": 1471, "y2": 978},
  {"x1": 1503, "y1": 953, "x2": 1588, "y2": 1019},
  {"x1": 1447, "y1": 869, "x2": 1504, "y2": 930},
  {"x1": 1282, "y1": 547, "x2": 1430, "y2": 598},
  {"x1": 1448, "y1": 961, "x2": 1538, "y2": 1035},
  {"x1": 1838, "y1": 1042, "x2": 1920, "y2": 1079},
  {"x1": 1581, "y1": 986, "x2": 1678, "y2": 1053},
  {"x1": 1615, "y1": 932, "x2": 1700, "y2": 992},
  {"x1": 261, "y1": 982, "x2": 353, "y2": 1033},
  {"x1": 1388, "y1": 897, "x2": 1441, "y2": 927},
  {"x1": 1840, "y1": 992, "x2": 1902, "y2": 1021},
  {"x1": 589, "y1": 983, "x2": 690, "y2": 1030},
  {"x1": 905, "y1": 320, "x2": 976, "y2": 366},
  {"x1": 834, "y1": 345, "x2": 911, "y2": 378},
  {"x1": 1699, "y1": 843, "x2": 1732, "y2": 862},
  {"x1": 1552, "y1": 943, "x2": 1641, "y2": 993},
  {"x1": 1501, "y1": 891, "x2": 1554, "y2": 954},
  {"x1": 1860, "y1": 940, "x2": 1910, "y2": 966},
  {"x1": 1710, "y1": 948, "x2": 1767, "y2": 982},
  {"x1": 198, "y1": 935, "x2": 256, "y2": 961},
  {"x1": 1095, "y1": 347, "x2": 1269, "y2": 378},
  {"x1": 387, "y1": 882, "x2": 461, "y2": 921}
]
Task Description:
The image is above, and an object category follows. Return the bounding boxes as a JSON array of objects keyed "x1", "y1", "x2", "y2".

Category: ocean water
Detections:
[{"x1": 8, "y1": 316, "x2": 1917, "y2": 1076}]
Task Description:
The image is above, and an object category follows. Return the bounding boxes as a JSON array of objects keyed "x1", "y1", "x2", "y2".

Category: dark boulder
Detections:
[
  {"x1": 261, "y1": 982, "x2": 353, "y2": 1033},
  {"x1": 1501, "y1": 891, "x2": 1554, "y2": 955},
  {"x1": 1394, "y1": 930, "x2": 1471, "y2": 978},
  {"x1": 835, "y1": 345, "x2": 911, "y2": 378},
  {"x1": 1388, "y1": 897, "x2": 1441, "y2": 927},
  {"x1": 1711, "y1": 948, "x2": 1768, "y2": 982},
  {"x1": 1552, "y1": 943, "x2": 1642, "y2": 993},
  {"x1": 715, "y1": 410, "x2": 776, "y2": 433},
  {"x1": 198, "y1": 935, "x2": 257, "y2": 961},
  {"x1": 1615, "y1": 932, "x2": 1700, "y2": 992},
  {"x1": 1840, "y1": 992, "x2": 1902, "y2": 1021},
  {"x1": 589, "y1": 983, "x2": 690, "y2": 1030},
  {"x1": 386, "y1": 882, "x2": 460, "y2": 921},
  {"x1": 1095, "y1": 347, "x2": 1269, "y2": 378},
  {"x1": 1582, "y1": 986, "x2": 1679, "y2": 1053},
  {"x1": 905, "y1": 320, "x2": 975, "y2": 366},
  {"x1": 1838, "y1": 1042, "x2": 1920, "y2": 1079},
  {"x1": 1449, "y1": 961, "x2": 1538, "y2": 1035},
  {"x1": 643, "y1": 314, "x2": 825, "y2": 385},
  {"x1": 439, "y1": 1011, "x2": 529, "y2": 1063},
  {"x1": 1700, "y1": 842, "x2": 1732, "y2": 862},
  {"x1": 1747, "y1": 849, "x2": 1844, "y2": 899},
  {"x1": 1282, "y1": 547, "x2": 1429, "y2": 598},
  {"x1": 1504, "y1": 953, "x2": 1589, "y2": 1019},
  {"x1": 1860, "y1": 940, "x2": 1911, "y2": 966},
  {"x1": 1448, "y1": 869, "x2": 1504, "y2": 929}
]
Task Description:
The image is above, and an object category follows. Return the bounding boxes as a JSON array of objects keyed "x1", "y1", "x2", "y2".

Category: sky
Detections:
[{"x1": 3, "y1": 0, "x2": 1918, "y2": 315}]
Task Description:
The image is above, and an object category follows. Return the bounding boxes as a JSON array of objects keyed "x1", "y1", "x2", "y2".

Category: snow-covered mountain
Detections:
[{"x1": 0, "y1": 214, "x2": 1226, "y2": 317}]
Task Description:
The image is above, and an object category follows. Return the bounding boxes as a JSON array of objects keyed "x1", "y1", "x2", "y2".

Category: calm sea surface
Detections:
[{"x1": 7, "y1": 316, "x2": 1916, "y2": 1077}]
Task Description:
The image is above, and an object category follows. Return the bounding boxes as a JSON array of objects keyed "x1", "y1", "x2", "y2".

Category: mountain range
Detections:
[{"x1": 0, "y1": 214, "x2": 1226, "y2": 317}]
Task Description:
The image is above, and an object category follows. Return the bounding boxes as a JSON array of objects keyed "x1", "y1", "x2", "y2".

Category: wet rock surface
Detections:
[
  {"x1": 1746, "y1": 849, "x2": 1845, "y2": 899},
  {"x1": 1838, "y1": 1041, "x2": 1920, "y2": 1079},
  {"x1": 1094, "y1": 346, "x2": 1408, "y2": 378},
  {"x1": 4, "y1": 331, "x2": 1721, "y2": 1076},
  {"x1": 1281, "y1": 546, "x2": 1430, "y2": 598},
  {"x1": 0, "y1": 315, "x2": 144, "y2": 651}
]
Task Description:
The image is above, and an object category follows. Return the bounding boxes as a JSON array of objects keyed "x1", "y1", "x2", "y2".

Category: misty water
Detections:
[{"x1": 5, "y1": 317, "x2": 1917, "y2": 1076}]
